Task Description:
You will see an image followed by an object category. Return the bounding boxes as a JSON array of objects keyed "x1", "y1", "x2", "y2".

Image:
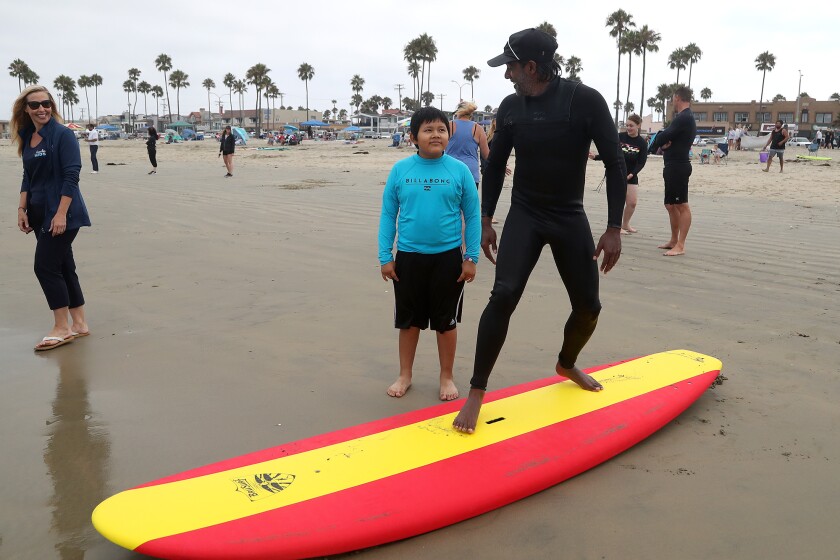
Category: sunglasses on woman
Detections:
[{"x1": 26, "y1": 100, "x2": 52, "y2": 109}]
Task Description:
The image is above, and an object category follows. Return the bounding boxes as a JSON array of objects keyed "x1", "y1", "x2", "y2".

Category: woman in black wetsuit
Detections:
[
  {"x1": 146, "y1": 126, "x2": 159, "y2": 175},
  {"x1": 590, "y1": 113, "x2": 648, "y2": 234},
  {"x1": 219, "y1": 125, "x2": 236, "y2": 177}
]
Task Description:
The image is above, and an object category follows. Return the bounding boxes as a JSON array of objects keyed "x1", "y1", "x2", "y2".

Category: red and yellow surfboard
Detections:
[{"x1": 92, "y1": 349, "x2": 722, "y2": 559}]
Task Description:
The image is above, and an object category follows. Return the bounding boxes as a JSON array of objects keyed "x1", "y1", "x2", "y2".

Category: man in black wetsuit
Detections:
[
  {"x1": 453, "y1": 28, "x2": 626, "y2": 434},
  {"x1": 649, "y1": 86, "x2": 696, "y2": 256}
]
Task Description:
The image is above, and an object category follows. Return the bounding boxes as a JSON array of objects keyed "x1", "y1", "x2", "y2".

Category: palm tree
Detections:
[
  {"x1": 202, "y1": 78, "x2": 216, "y2": 129},
  {"x1": 90, "y1": 74, "x2": 103, "y2": 122},
  {"x1": 462, "y1": 65, "x2": 480, "y2": 100},
  {"x1": 606, "y1": 9, "x2": 635, "y2": 127},
  {"x1": 168, "y1": 70, "x2": 190, "y2": 119},
  {"x1": 656, "y1": 82, "x2": 674, "y2": 120},
  {"x1": 421, "y1": 91, "x2": 435, "y2": 107},
  {"x1": 668, "y1": 48, "x2": 688, "y2": 85},
  {"x1": 78, "y1": 75, "x2": 93, "y2": 123},
  {"x1": 537, "y1": 21, "x2": 557, "y2": 37},
  {"x1": 624, "y1": 101, "x2": 635, "y2": 119},
  {"x1": 701, "y1": 88, "x2": 713, "y2": 101},
  {"x1": 137, "y1": 81, "x2": 151, "y2": 115},
  {"x1": 245, "y1": 63, "x2": 270, "y2": 134},
  {"x1": 122, "y1": 79, "x2": 134, "y2": 129},
  {"x1": 417, "y1": 34, "x2": 438, "y2": 95},
  {"x1": 684, "y1": 43, "x2": 702, "y2": 90},
  {"x1": 233, "y1": 79, "x2": 247, "y2": 127},
  {"x1": 267, "y1": 83, "x2": 280, "y2": 130},
  {"x1": 755, "y1": 51, "x2": 776, "y2": 121},
  {"x1": 338, "y1": 108, "x2": 348, "y2": 121},
  {"x1": 53, "y1": 75, "x2": 76, "y2": 120},
  {"x1": 155, "y1": 53, "x2": 173, "y2": 123},
  {"x1": 564, "y1": 56, "x2": 583, "y2": 82},
  {"x1": 8, "y1": 59, "x2": 29, "y2": 91},
  {"x1": 23, "y1": 67, "x2": 40, "y2": 88},
  {"x1": 621, "y1": 30, "x2": 642, "y2": 116},
  {"x1": 830, "y1": 92, "x2": 840, "y2": 101},
  {"x1": 128, "y1": 68, "x2": 141, "y2": 123},
  {"x1": 403, "y1": 39, "x2": 422, "y2": 102},
  {"x1": 67, "y1": 90, "x2": 80, "y2": 122},
  {"x1": 350, "y1": 74, "x2": 365, "y2": 96},
  {"x1": 351, "y1": 93, "x2": 363, "y2": 113},
  {"x1": 484, "y1": 105, "x2": 493, "y2": 112},
  {"x1": 647, "y1": 97, "x2": 659, "y2": 121},
  {"x1": 223, "y1": 73, "x2": 236, "y2": 118},
  {"x1": 151, "y1": 85, "x2": 164, "y2": 117},
  {"x1": 297, "y1": 62, "x2": 315, "y2": 120},
  {"x1": 637, "y1": 25, "x2": 660, "y2": 118},
  {"x1": 407, "y1": 61, "x2": 421, "y2": 103}
]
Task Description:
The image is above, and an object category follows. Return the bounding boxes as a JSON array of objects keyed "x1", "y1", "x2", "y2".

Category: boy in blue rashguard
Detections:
[{"x1": 378, "y1": 107, "x2": 481, "y2": 401}]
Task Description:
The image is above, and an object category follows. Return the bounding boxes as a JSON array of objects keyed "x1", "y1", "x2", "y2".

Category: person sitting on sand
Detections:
[{"x1": 378, "y1": 107, "x2": 481, "y2": 401}]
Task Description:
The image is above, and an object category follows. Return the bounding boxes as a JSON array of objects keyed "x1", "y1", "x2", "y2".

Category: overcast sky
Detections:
[{"x1": 4, "y1": 0, "x2": 838, "y2": 121}]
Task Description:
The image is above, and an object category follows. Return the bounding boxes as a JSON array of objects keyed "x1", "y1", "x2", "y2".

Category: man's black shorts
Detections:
[
  {"x1": 393, "y1": 247, "x2": 464, "y2": 333},
  {"x1": 663, "y1": 162, "x2": 692, "y2": 204}
]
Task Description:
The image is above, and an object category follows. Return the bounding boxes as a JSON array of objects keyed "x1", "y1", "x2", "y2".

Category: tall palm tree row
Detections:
[
  {"x1": 684, "y1": 43, "x2": 702, "y2": 91},
  {"x1": 297, "y1": 62, "x2": 315, "y2": 121},
  {"x1": 350, "y1": 74, "x2": 364, "y2": 114},
  {"x1": 621, "y1": 30, "x2": 642, "y2": 118},
  {"x1": 245, "y1": 63, "x2": 269, "y2": 135},
  {"x1": 223, "y1": 73, "x2": 236, "y2": 117},
  {"x1": 462, "y1": 66, "x2": 480, "y2": 101},
  {"x1": 137, "y1": 81, "x2": 151, "y2": 116},
  {"x1": 202, "y1": 78, "x2": 216, "y2": 128},
  {"x1": 755, "y1": 51, "x2": 776, "y2": 121},
  {"x1": 121, "y1": 79, "x2": 134, "y2": 128},
  {"x1": 233, "y1": 79, "x2": 247, "y2": 126},
  {"x1": 637, "y1": 24, "x2": 660, "y2": 118},
  {"x1": 155, "y1": 54, "x2": 173, "y2": 122},
  {"x1": 78, "y1": 75, "x2": 93, "y2": 123},
  {"x1": 168, "y1": 69, "x2": 190, "y2": 119},
  {"x1": 606, "y1": 9, "x2": 635, "y2": 128},
  {"x1": 90, "y1": 74, "x2": 103, "y2": 122},
  {"x1": 128, "y1": 68, "x2": 141, "y2": 123},
  {"x1": 9, "y1": 59, "x2": 31, "y2": 91}
]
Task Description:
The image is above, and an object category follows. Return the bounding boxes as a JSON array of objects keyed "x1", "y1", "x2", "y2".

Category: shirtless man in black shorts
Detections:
[
  {"x1": 453, "y1": 28, "x2": 626, "y2": 434},
  {"x1": 649, "y1": 86, "x2": 696, "y2": 256}
]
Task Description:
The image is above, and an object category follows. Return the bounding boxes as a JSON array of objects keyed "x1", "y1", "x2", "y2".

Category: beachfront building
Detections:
[
  {"x1": 690, "y1": 96, "x2": 838, "y2": 139},
  {"x1": 217, "y1": 108, "x2": 323, "y2": 132}
]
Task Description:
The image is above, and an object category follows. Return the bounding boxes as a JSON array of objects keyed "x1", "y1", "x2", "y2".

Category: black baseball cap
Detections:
[{"x1": 488, "y1": 28, "x2": 558, "y2": 67}]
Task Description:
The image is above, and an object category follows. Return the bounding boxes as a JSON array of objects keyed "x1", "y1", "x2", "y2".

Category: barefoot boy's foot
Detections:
[
  {"x1": 556, "y1": 363, "x2": 604, "y2": 391},
  {"x1": 663, "y1": 247, "x2": 685, "y2": 256},
  {"x1": 625, "y1": 226, "x2": 638, "y2": 233},
  {"x1": 453, "y1": 388, "x2": 485, "y2": 433},
  {"x1": 657, "y1": 242, "x2": 676, "y2": 249},
  {"x1": 439, "y1": 379, "x2": 459, "y2": 401},
  {"x1": 387, "y1": 377, "x2": 411, "y2": 398}
]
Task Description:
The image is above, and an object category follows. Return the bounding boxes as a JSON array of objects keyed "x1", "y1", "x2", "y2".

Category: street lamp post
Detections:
[
  {"x1": 451, "y1": 80, "x2": 465, "y2": 105},
  {"x1": 795, "y1": 70, "x2": 803, "y2": 133},
  {"x1": 209, "y1": 92, "x2": 223, "y2": 131}
]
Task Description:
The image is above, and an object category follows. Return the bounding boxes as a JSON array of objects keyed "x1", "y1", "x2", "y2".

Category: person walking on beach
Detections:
[
  {"x1": 589, "y1": 113, "x2": 648, "y2": 234},
  {"x1": 12, "y1": 85, "x2": 92, "y2": 351},
  {"x1": 446, "y1": 101, "x2": 490, "y2": 189},
  {"x1": 649, "y1": 86, "x2": 696, "y2": 257},
  {"x1": 146, "y1": 126, "x2": 159, "y2": 174},
  {"x1": 452, "y1": 28, "x2": 626, "y2": 434},
  {"x1": 219, "y1": 125, "x2": 236, "y2": 177},
  {"x1": 762, "y1": 120, "x2": 789, "y2": 173},
  {"x1": 378, "y1": 107, "x2": 481, "y2": 401},
  {"x1": 84, "y1": 123, "x2": 99, "y2": 174}
]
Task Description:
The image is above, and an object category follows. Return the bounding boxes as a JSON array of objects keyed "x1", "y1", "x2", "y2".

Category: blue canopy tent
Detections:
[
  {"x1": 300, "y1": 120, "x2": 329, "y2": 127},
  {"x1": 96, "y1": 124, "x2": 119, "y2": 131},
  {"x1": 232, "y1": 127, "x2": 248, "y2": 145},
  {"x1": 181, "y1": 128, "x2": 196, "y2": 140},
  {"x1": 342, "y1": 125, "x2": 361, "y2": 132}
]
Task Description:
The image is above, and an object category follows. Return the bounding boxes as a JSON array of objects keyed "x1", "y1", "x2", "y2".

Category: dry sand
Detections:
[{"x1": 1, "y1": 136, "x2": 839, "y2": 559}]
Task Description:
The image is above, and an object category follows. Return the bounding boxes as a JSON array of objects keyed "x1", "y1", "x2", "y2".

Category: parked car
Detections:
[{"x1": 787, "y1": 137, "x2": 812, "y2": 147}]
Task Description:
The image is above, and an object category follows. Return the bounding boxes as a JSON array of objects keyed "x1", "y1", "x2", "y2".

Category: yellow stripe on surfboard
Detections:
[{"x1": 93, "y1": 350, "x2": 719, "y2": 549}]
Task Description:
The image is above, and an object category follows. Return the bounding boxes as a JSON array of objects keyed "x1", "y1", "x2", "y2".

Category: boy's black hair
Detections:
[{"x1": 410, "y1": 106, "x2": 450, "y2": 143}]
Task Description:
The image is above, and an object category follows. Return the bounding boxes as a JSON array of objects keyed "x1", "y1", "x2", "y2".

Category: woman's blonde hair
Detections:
[
  {"x1": 454, "y1": 101, "x2": 477, "y2": 119},
  {"x1": 10, "y1": 85, "x2": 63, "y2": 157},
  {"x1": 487, "y1": 118, "x2": 497, "y2": 144}
]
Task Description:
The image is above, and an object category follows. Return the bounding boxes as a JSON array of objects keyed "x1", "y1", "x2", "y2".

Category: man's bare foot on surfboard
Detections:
[
  {"x1": 387, "y1": 376, "x2": 412, "y2": 398},
  {"x1": 439, "y1": 378, "x2": 459, "y2": 401},
  {"x1": 452, "y1": 388, "x2": 485, "y2": 433},
  {"x1": 556, "y1": 363, "x2": 604, "y2": 391}
]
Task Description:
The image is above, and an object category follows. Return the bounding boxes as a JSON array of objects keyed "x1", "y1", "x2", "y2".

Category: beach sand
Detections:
[{"x1": 1, "y1": 136, "x2": 838, "y2": 559}]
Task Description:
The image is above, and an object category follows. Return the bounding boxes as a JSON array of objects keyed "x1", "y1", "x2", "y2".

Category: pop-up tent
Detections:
[
  {"x1": 301, "y1": 120, "x2": 329, "y2": 127},
  {"x1": 232, "y1": 127, "x2": 248, "y2": 144},
  {"x1": 342, "y1": 125, "x2": 361, "y2": 132},
  {"x1": 96, "y1": 124, "x2": 119, "y2": 131}
]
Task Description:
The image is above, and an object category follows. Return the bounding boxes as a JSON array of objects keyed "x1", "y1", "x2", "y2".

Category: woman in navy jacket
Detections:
[{"x1": 12, "y1": 85, "x2": 92, "y2": 351}]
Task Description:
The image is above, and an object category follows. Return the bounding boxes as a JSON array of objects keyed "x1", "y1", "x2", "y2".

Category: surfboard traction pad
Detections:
[{"x1": 92, "y1": 349, "x2": 722, "y2": 559}]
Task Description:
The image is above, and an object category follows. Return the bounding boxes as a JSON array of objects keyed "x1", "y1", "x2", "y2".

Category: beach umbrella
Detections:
[
  {"x1": 169, "y1": 120, "x2": 192, "y2": 128},
  {"x1": 66, "y1": 123, "x2": 84, "y2": 130},
  {"x1": 232, "y1": 127, "x2": 248, "y2": 144},
  {"x1": 283, "y1": 124, "x2": 299, "y2": 131},
  {"x1": 342, "y1": 126, "x2": 361, "y2": 132},
  {"x1": 300, "y1": 120, "x2": 329, "y2": 127},
  {"x1": 97, "y1": 124, "x2": 119, "y2": 131},
  {"x1": 397, "y1": 117, "x2": 412, "y2": 127}
]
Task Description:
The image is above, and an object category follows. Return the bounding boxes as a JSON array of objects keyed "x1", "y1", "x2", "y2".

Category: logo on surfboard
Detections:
[{"x1": 233, "y1": 473, "x2": 295, "y2": 502}]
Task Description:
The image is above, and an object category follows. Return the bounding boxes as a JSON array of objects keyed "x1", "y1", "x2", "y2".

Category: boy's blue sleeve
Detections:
[
  {"x1": 378, "y1": 167, "x2": 400, "y2": 265},
  {"x1": 461, "y1": 167, "x2": 481, "y2": 262}
]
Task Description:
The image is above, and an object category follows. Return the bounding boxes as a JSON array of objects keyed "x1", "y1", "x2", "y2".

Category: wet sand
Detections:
[{"x1": 1, "y1": 137, "x2": 839, "y2": 559}]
